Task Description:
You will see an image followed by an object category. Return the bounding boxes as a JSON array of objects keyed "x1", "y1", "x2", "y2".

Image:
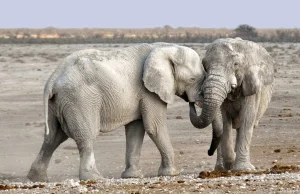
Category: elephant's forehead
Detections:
[{"x1": 206, "y1": 44, "x2": 235, "y2": 59}]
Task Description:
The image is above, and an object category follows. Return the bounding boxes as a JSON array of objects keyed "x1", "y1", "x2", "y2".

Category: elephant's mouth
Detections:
[
  {"x1": 227, "y1": 87, "x2": 242, "y2": 101},
  {"x1": 195, "y1": 100, "x2": 202, "y2": 108},
  {"x1": 195, "y1": 91, "x2": 204, "y2": 108}
]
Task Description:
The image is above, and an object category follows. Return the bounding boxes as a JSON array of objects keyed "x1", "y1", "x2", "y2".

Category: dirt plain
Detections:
[{"x1": 0, "y1": 43, "x2": 300, "y2": 193}]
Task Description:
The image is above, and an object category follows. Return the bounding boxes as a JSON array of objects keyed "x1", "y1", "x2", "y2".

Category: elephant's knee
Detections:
[{"x1": 146, "y1": 128, "x2": 156, "y2": 137}]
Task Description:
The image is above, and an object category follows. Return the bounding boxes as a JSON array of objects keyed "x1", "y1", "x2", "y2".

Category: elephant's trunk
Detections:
[
  {"x1": 189, "y1": 76, "x2": 228, "y2": 156},
  {"x1": 189, "y1": 79, "x2": 227, "y2": 129},
  {"x1": 207, "y1": 108, "x2": 223, "y2": 156}
]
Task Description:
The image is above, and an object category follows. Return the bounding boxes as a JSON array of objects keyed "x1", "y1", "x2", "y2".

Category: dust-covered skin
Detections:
[
  {"x1": 190, "y1": 38, "x2": 275, "y2": 172},
  {"x1": 26, "y1": 43, "x2": 205, "y2": 181},
  {"x1": 0, "y1": 43, "x2": 300, "y2": 193}
]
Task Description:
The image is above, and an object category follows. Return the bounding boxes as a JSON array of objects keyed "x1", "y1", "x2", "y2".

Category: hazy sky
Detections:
[{"x1": 1, "y1": 0, "x2": 299, "y2": 28}]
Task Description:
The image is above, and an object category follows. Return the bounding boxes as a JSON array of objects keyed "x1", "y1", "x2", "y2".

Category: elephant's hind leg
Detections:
[
  {"x1": 27, "y1": 114, "x2": 68, "y2": 182},
  {"x1": 75, "y1": 139, "x2": 101, "y2": 180},
  {"x1": 65, "y1": 104, "x2": 101, "y2": 181},
  {"x1": 121, "y1": 119, "x2": 145, "y2": 178}
]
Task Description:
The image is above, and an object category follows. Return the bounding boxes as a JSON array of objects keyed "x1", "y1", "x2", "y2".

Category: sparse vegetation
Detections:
[
  {"x1": 234, "y1": 24, "x2": 258, "y2": 39},
  {"x1": 0, "y1": 25, "x2": 300, "y2": 44}
]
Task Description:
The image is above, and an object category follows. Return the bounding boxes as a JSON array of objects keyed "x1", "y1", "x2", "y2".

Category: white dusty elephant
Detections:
[
  {"x1": 189, "y1": 38, "x2": 274, "y2": 171},
  {"x1": 27, "y1": 43, "x2": 206, "y2": 182}
]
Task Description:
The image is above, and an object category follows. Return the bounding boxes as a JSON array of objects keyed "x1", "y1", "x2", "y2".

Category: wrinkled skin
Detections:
[
  {"x1": 189, "y1": 101, "x2": 223, "y2": 156},
  {"x1": 190, "y1": 38, "x2": 274, "y2": 171},
  {"x1": 27, "y1": 43, "x2": 205, "y2": 182}
]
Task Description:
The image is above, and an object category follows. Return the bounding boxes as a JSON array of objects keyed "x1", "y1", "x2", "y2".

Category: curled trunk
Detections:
[
  {"x1": 189, "y1": 85, "x2": 226, "y2": 129},
  {"x1": 189, "y1": 78, "x2": 227, "y2": 155}
]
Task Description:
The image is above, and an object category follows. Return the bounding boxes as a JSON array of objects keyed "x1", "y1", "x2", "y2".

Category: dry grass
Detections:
[{"x1": 1, "y1": 27, "x2": 300, "y2": 43}]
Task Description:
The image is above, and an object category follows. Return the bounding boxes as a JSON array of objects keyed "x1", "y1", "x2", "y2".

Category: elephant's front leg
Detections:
[
  {"x1": 214, "y1": 146, "x2": 225, "y2": 170},
  {"x1": 121, "y1": 119, "x2": 145, "y2": 178},
  {"x1": 141, "y1": 97, "x2": 178, "y2": 176},
  {"x1": 220, "y1": 112, "x2": 236, "y2": 170},
  {"x1": 147, "y1": 126, "x2": 178, "y2": 176},
  {"x1": 233, "y1": 95, "x2": 259, "y2": 171}
]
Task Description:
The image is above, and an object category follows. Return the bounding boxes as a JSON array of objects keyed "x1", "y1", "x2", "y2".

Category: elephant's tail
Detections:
[
  {"x1": 44, "y1": 80, "x2": 53, "y2": 136},
  {"x1": 43, "y1": 54, "x2": 75, "y2": 135},
  {"x1": 44, "y1": 67, "x2": 61, "y2": 136}
]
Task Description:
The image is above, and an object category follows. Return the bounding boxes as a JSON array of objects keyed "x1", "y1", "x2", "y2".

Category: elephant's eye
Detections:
[
  {"x1": 234, "y1": 62, "x2": 239, "y2": 66},
  {"x1": 189, "y1": 77, "x2": 196, "y2": 83}
]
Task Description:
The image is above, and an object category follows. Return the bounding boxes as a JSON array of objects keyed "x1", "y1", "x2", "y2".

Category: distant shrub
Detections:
[{"x1": 234, "y1": 24, "x2": 258, "y2": 40}]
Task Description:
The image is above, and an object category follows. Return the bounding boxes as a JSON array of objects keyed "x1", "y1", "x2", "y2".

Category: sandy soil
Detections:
[{"x1": 0, "y1": 43, "x2": 300, "y2": 193}]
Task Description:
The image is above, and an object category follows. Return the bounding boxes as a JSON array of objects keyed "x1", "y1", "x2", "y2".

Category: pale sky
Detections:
[{"x1": 1, "y1": 0, "x2": 299, "y2": 28}]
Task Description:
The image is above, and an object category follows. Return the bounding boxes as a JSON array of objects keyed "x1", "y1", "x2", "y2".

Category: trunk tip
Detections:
[{"x1": 207, "y1": 149, "x2": 215, "y2": 156}]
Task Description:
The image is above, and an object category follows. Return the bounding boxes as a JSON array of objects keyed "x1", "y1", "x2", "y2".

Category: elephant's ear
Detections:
[
  {"x1": 143, "y1": 47, "x2": 177, "y2": 104},
  {"x1": 242, "y1": 50, "x2": 275, "y2": 96}
]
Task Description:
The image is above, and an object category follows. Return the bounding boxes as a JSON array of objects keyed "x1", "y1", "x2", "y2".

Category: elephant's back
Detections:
[
  {"x1": 50, "y1": 46, "x2": 150, "y2": 103},
  {"x1": 50, "y1": 44, "x2": 158, "y2": 100}
]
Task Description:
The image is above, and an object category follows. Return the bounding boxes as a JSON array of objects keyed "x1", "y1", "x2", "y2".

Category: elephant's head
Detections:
[
  {"x1": 142, "y1": 44, "x2": 205, "y2": 104},
  {"x1": 189, "y1": 38, "x2": 275, "y2": 154}
]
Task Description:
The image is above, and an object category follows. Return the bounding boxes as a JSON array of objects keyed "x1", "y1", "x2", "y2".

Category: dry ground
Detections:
[{"x1": 0, "y1": 43, "x2": 300, "y2": 193}]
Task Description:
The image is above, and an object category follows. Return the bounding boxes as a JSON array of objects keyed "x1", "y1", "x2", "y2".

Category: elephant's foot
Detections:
[
  {"x1": 121, "y1": 167, "x2": 143, "y2": 178},
  {"x1": 232, "y1": 162, "x2": 256, "y2": 172},
  {"x1": 214, "y1": 156, "x2": 225, "y2": 171},
  {"x1": 158, "y1": 166, "x2": 179, "y2": 176},
  {"x1": 223, "y1": 161, "x2": 234, "y2": 170},
  {"x1": 214, "y1": 161, "x2": 225, "y2": 171},
  {"x1": 215, "y1": 161, "x2": 235, "y2": 171},
  {"x1": 27, "y1": 168, "x2": 49, "y2": 182},
  {"x1": 222, "y1": 153, "x2": 236, "y2": 170},
  {"x1": 79, "y1": 169, "x2": 102, "y2": 181},
  {"x1": 215, "y1": 164, "x2": 225, "y2": 171}
]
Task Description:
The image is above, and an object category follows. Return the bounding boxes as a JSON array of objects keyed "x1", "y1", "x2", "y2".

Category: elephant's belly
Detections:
[{"x1": 99, "y1": 107, "x2": 141, "y2": 132}]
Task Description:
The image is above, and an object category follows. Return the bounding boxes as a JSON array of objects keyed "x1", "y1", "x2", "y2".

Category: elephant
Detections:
[
  {"x1": 189, "y1": 38, "x2": 274, "y2": 171},
  {"x1": 27, "y1": 42, "x2": 206, "y2": 182}
]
